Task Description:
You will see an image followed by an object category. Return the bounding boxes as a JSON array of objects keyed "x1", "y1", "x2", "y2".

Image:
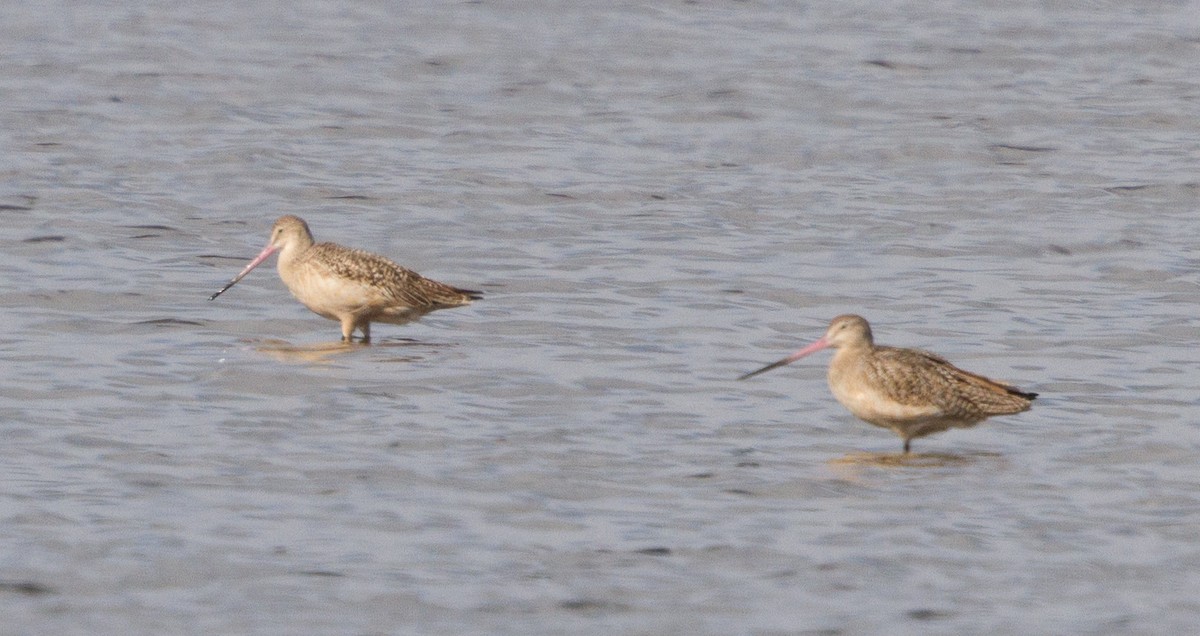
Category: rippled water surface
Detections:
[{"x1": 3, "y1": 1, "x2": 1200, "y2": 633}]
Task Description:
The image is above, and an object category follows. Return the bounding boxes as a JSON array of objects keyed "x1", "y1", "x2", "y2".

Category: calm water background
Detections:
[{"x1": 2, "y1": 1, "x2": 1200, "y2": 634}]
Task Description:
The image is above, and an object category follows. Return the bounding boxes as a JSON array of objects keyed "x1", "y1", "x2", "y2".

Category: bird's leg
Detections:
[
  {"x1": 340, "y1": 316, "x2": 356, "y2": 343},
  {"x1": 903, "y1": 439, "x2": 912, "y2": 453},
  {"x1": 360, "y1": 322, "x2": 371, "y2": 344}
]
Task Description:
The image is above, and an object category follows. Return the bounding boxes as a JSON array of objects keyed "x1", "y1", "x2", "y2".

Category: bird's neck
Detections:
[
  {"x1": 276, "y1": 237, "x2": 314, "y2": 270},
  {"x1": 831, "y1": 341, "x2": 873, "y2": 365}
]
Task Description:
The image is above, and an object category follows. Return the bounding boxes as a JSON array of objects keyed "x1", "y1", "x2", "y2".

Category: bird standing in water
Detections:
[
  {"x1": 739, "y1": 314, "x2": 1036, "y2": 453},
  {"x1": 210, "y1": 215, "x2": 480, "y2": 342}
]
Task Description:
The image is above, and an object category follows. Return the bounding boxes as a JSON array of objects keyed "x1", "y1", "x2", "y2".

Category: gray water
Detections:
[{"x1": 3, "y1": 1, "x2": 1200, "y2": 634}]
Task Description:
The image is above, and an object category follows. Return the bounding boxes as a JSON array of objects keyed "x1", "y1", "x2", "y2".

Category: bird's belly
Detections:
[
  {"x1": 829, "y1": 384, "x2": 941, "y2": 427},
  {"x1": 283, "y1": 270, "x2": 382, "y2": 319}
]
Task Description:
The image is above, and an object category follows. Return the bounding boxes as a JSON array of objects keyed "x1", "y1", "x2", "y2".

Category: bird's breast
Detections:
[
  {"x1": 828, "y1": 351, "x2": 941, "y2": 426},
  {"x1": 279, "y1": 260, "x2": 383, "y2": 317}
]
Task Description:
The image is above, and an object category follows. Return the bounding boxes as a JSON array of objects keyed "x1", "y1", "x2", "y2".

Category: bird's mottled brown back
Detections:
[
  {"x1": 868, "y1": 346, "x2": 1035, "y2": 421},
  {"x1": 303, "y1": 243, "x2": 478, "y2": 309}
]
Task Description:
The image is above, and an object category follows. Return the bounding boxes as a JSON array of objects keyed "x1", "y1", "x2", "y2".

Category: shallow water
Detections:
[{"x1": 3, "y1": 1, "x2": 1200, "y2": 633}]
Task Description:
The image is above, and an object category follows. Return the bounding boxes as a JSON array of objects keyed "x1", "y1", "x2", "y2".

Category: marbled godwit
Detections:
[
  {"x1": 739, "y1": 314, "x2": 1036, "y2": 453},
  {"x1": 209, "y1": 215, "x2": 480, "y2": 342}
]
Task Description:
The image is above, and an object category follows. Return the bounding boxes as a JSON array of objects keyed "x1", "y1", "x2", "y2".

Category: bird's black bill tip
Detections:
[
  {"x1": 208, "y1": 280, "x2": 238, "y2": 301},
  {"x1": 737, "y1": 358, "x2": 789, "y2": 381}
]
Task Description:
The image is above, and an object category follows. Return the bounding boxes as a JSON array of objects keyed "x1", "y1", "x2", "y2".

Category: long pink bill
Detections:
[
  {"x1": 737, "y1": 337, "x2": 830, "y2": 381},
  {"x1": 208, "y1": 244, "x2": 278, "y2": 301}
]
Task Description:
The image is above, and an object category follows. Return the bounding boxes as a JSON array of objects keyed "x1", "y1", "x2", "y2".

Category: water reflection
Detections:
[
  {"x1": 254, "y1": 339, "x2": 362, "y2": 363},
  {"x1": 252, "y1": 337, "x2": 437, "y2": 364},
  {"x1": 829, "y1": 450, "x2": 1004, "y2": 470}
]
